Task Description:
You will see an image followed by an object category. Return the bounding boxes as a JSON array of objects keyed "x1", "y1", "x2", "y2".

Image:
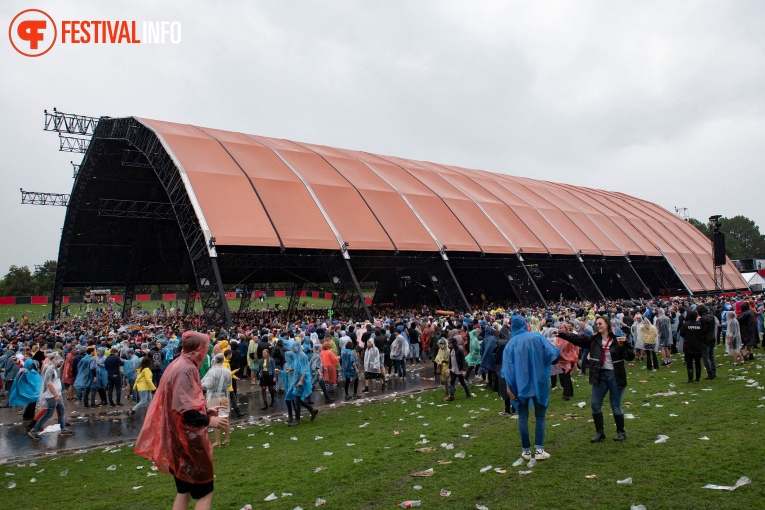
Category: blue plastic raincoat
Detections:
[
  {"x1": 501, "y1": 315, "x2": 560, "y2": 409},
  {"x1": 8, "y1": 359, "x2": 42, "y2": 407},
  {"x1": 287, "y1": 343, "x2": 312, "y2": 400},
  {"x1": 73, "y1": 353, "x2": 93, "y2": 390}
]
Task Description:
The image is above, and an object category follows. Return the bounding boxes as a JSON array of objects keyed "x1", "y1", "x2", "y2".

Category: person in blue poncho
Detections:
[
  {"x1": 501, "y1": 315, "x2": 560, "y2": 462},
  {"x1": 283, "y1": 349, "x2": 297, "y2": 424},
  {"x1": 73, "y1": 347, "x2": 94, "y2": 406},
  {"x1": 341, "y1": 339, "x2": 360, "y2": 400},
  {"x1": 9, "y1": 358, "x2": 42, "y2": 420},
  {"x1": 285, "y1": 342, "x2": 318, "y2": 426}
]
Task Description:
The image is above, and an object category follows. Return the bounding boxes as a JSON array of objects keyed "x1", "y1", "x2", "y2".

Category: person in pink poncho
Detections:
[{"x1": 135, "y1": 331, "x2": 228, "y2": 510}]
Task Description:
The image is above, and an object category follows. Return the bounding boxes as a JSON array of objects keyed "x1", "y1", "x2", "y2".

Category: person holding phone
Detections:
[{"x1": 555, "y1": 315, "x2": 635, "y2": 442}]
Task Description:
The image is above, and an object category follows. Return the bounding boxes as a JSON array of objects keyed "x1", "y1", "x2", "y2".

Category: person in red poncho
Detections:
[{"x1": 135, "y1": 331, "x2": 228, "y2": 510}]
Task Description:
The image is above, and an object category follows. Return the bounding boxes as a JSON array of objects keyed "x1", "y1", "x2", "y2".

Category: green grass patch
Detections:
[
  {"x1": 0, "y1": 297, "x2": 333, "y2": 323},
  {"x1": 3, "y1": 347, "x2": 765, "y2": 509}
]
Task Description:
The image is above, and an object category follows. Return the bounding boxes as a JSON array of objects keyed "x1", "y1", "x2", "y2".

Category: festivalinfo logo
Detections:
[{"x1": 9, "y1": 8, "x2": 182, "y2": 57}]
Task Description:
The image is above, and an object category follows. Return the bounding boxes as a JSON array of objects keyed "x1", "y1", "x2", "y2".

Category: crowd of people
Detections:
[{"x1": 1, "y1": 294, "x2": 763, "y2": 507}]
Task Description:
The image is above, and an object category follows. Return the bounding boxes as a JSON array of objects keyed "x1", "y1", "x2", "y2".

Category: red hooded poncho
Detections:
[{"x1": 134, "y1": 343, "x2": 213, "y2": 483}]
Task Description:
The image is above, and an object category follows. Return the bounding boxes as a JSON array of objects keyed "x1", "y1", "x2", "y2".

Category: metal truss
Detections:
[
  {"x1": 98, "y1": 199, "x2": 181, "y2": 220},
  {"x1": 287, "y1": 282, "x2": 304, "y2": 312},
  {"x1": 238, "y1": 283, "x2": 254, "y2": 312},
  {"x1": 71, "y1": 161, "x2": 80, "y2": 178},
  {"x1": 184, "y1": 283, "x2": 197, "y2": 315},
  {"x1": 20, "y1": 189, "x2": 70, "y2": 206},
  {"x1": 614, "y1": 256, "x2": 652, "y2": 299},
  {"x1": 44, "y1": 108, "x2": 99, "y2": 136},
  {"x1": 51, "y1": 123, "x2": 105, "y2": 319},
  {"x1": 59, "y1": 135, "x2": 90, "y2": 153},
  {"x1": 122, "y1": 284, "x2": 135, "y2": 318},
  {"x1": 423, "y1": 257, "x2": 471, "y2": 312},
  {"x1": 115, "y1": 118, "x2": 232, "y2": 328},
  {"x1": 713, "y1": 265, "x2": 725, "y2": 293},
  {"x1": 121, "y1": 148, "x2": 154, "y2": 168},
  {"x1": 320, "y1": 255, "x2": 372, "y2": 321}
]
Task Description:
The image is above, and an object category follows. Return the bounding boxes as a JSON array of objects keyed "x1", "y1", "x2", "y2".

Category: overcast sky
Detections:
[{"x1": 1, "y1": 0, "x2": 763, "y2": 276}]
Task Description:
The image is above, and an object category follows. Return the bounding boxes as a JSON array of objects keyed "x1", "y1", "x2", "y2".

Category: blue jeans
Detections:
[
  {"x1": 579, "y1": 349, "x2": 590, "y2": 374},
  {"x1": 132, "y1": 390, "x2": 152, "y2": 413},
  {"x1": 394, "y1": 358, "x2": 406, "y2": 378},
  {"x1": 517, "y1": 396, "x2": 547, "y2": 450},
  {"x1": 701, "y1": 343, "x2": 716, "y2": 377},
  {"x1": 410, "y1": 344, "x2": 421, "y2": 361},
  {"x1": 590, "y1": 369, "x2": 624, "y2": 415},
  {"x1": 33, "y1": 397, "x2": 66, "y2": 432}
]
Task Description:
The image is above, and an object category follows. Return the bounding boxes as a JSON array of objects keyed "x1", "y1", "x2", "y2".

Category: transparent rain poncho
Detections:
[{"x1": 201, "y1": 354, "x2": 231, "y2": 404}]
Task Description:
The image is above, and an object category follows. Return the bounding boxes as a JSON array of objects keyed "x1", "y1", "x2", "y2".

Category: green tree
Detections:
[
  {"x1": 690, "y1": 215, "x2": 765, "y2": 260},
  {"x1": 0, "y1": 265, "x2": 35, "y2": 296},
  {"x1": 721, "y1": 215, "x2": 765, "y2": 260},
  {"x1": 688, "y1": 218, "x2": 711, "y2": 238},
  {"x1": 33, "y1": 260, "x2": 57, "y2": 295}
]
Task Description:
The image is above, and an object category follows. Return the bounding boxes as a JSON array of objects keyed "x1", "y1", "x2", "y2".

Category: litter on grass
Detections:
[
  {"x1": 617, "y1": 477, "x2": 633, "y2": 485},
  {"x1": 415, "y1": 447, "x2": 435, "y2": 453},
  {"x1": 654, "y1": 435, "x2": 670, "y2": 444},
  {"x1": 699, "y1": 436, "x2": 710, "y2": 440},
  {"x1": 411, "y1": 468, "x2": 435, "y2": 477},
  {"x1": 585, "y1": 475, "x2": 597, "y2": 479},
  {"x1": 313, "y1": 466, "x2": 326, "y2": 473},
  {"x1": 512, "y1": 458, "x2": 524, "y2": 467},
  {"x1": 480, "y1": 465, "x2": 493, "y2": 473},
  {"x1": 106, "y1": 465, "x2": 117, "y2": 471},
  {"x1": 702, "y1": 476, "x2": 751, "y2": 491},
  {"x1": 413, "y1": 485, "x2": 422, "y2": 490},
  {"x1": 476, "y1": 505, "x2": 489, "y2": 510},
  {"x1": 440, "y1": 489, "x2": 451, "y2": 497},
  {"x1": 323, "y1": 452, "x2": 333, "y2": 456},
  {"x1": 518, "y1": 470, "x2": 532, "y2": 475},
  {"x1": 454, "y1": 451, "x2": 466, "y2": 458},
  {"x1": 264, "y1": 493, "x2": 278, "y2": 502},
  {"x1": 494, "y1": 468, "x2": 507, "y2": 474},
  {"x1": 527, "y1": 459, "x2": 537, "y2": 468}
]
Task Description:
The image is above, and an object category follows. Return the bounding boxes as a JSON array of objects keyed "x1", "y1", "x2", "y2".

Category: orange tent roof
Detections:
[{"x1": 138, "y1": 118, "x2": 747, "y2": 293}]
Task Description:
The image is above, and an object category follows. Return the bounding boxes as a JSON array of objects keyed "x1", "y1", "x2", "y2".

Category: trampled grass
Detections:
[{"x1": 4, "y1": 346, "x2": 765, "y2": 509}]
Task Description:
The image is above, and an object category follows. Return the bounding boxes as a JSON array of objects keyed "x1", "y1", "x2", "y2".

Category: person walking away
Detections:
[
  {"x1": 104, "y1": 347, "x2": 125, "y2": 406},
  {"x1": 679, "y1": 310, "x2": 703, "y2": 383},
  {"x1": 129, "y1": 356, "x2": 156, "y2": 420},
  {"x1": 655, "y1": 308, "x2": 673, "y2": 366},
  {"x1": 390, "y1": 328, "x2": 407, "y2": 380},
  {"x1": 445, "y1": 337, "x2": 471, "y2": 402},
  {"x1": 28, "y1": 354, "x2": 72, "y2": 439},
  {"x1": 556, "y1": 315, "x2": 635, "y2": 442},
  {"x1": 135, "y1": 331, "x2": 228, "y2": 510},
  {"x1": 726, "y1": 311, "x2": 744, "y2": 365},
  {"x1": 62, "y1": 349, "x2": 76, "y2": 401},
  {"x1": 286, "y1": 342, "x2": 318, "y2": 426},
  {"x1": 465, "y1": 324, "x2": 482, "y2": 381},
  {"x1": 363, "y1": 339, "x2": 382, "y2": 393},
  {"x1": 434, "y1": 339, "x2": 450, "y2": 399},
  {"x1": 738, "y1": 302, "x2": 758, "y2": 361},
  {"x1": 341, "y1": 340, "x2": 360, "y2": 399},
  {"x1": 698, "y1": 304, "x2": 717, "y2": 379},
  {"x1": 124, "y1": 349, "x2": 140, "y2": 403},
  {"x1": 640, "y1": 319, "x2": 659, "y2": 371},
  {"x1": 501, "y1": 315, "x2": 560, "y2": 460},
  {"x1": 319, "y1": 342, "x2": 339, "y2": 399}
]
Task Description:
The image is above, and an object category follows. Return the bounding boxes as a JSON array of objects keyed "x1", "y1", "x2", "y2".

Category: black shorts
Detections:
[{"x1": 174, "y1": 476, "x2": 214, "y2": 499}]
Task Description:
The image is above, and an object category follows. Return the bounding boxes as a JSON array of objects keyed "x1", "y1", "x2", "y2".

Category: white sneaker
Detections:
[
  {"x1": 521, "y1": 451, "x2": 532, "y2": 461},
  {"x1": 534, "y1": 450, "x2": 551, "y2": 461}
]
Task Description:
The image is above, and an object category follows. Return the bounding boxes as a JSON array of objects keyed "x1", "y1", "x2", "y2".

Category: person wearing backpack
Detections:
[{"x1": 149, "y1": 342, "x2": 163, "y2": 387}]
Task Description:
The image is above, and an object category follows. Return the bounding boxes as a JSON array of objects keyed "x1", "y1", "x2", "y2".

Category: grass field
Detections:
[
  {"x1": 0, "y1": 297, "x2": 333, "y2": 323},
  {"x1": 3, "y1": 345, "x2": 764, "y2": 509}
]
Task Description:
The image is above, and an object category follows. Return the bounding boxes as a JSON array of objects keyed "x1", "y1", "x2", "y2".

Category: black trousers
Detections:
[
  {"x1": 559, "y1": 368, "x2": 574, "y2": 398},
  {"x1": 685, "y1": 353, "x2": 702, "y2": 381}
]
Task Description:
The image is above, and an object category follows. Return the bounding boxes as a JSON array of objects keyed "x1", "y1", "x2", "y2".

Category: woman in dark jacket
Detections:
[
  {"x1": 445, "y1": 337, "x2": 471, "y2": 402},
  {"x1": 556, "y1": 315, "x2": 635, "y2": 442}
]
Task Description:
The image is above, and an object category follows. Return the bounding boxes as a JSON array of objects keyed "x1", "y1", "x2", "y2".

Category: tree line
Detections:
[{"x1": 687, "y1": 215, "x2": 765, "y2": 261}]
